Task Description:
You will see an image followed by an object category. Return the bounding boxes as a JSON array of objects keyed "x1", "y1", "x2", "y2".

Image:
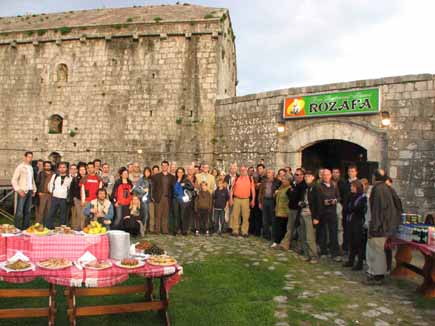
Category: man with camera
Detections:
[{"x1": 315, "y1": 168, "x2": 341, "y2": 262}]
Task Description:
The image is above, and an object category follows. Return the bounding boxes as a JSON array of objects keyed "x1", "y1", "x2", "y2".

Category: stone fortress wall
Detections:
[{"x1": 0, "y1": 4, "x2": 236, "y2": 174}]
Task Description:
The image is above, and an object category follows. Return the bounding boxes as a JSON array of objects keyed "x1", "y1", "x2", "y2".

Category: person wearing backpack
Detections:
[
  {"x1": 229, "y1": 165, "x2": 256, "y2": 237},
  {"x1": 45, "y1": 162, "x2": 72, "y2": 229},
  {"x1": 112, "y1": 167, "x2": 133, "y2": 229}
]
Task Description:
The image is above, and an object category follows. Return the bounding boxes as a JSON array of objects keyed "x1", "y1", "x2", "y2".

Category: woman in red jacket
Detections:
[{"x1": 112, "y1": 167, "x2": 133, "y2": 229}]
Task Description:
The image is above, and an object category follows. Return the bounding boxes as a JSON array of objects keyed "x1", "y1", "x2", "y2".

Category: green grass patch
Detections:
[{"x1": 0, "y1": 254, "x2": 282, "y2": 325}]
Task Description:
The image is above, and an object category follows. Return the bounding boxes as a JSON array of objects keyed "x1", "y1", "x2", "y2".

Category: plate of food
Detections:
[
  {"x1": 114, "y1": 258, "x2": 145, "y2": 269},
  {"x1": 37, "y1": 258, "x2": 73, "y2": 270},
  {"x1": 0, "y1": 224, "x2": 20, "y2": 236},
  {"x1": 147, "y1": 255, "x2": 177, "y2": 267},
  {"x1": 53, "y1": 225, "x2": 76, "y2": 235},
  {"x1": 24, "y1": 223, "x2": 51, "y2": 236},
  {"x1": 0, "y1": 260, "x2": 34, "y2": 272},
  {"x1": 141, "y1": 243, "x2": 165, "y2": 256},
  {"x1": 81, "y1": 221, "x2": 107, "y2": 236},
  {"x1": 83, "y1": 260, "x2": 112, "y2": 271}
]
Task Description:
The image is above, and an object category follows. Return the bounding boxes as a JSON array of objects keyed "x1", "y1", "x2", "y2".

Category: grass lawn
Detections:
[
  {"x1": 0, "y1": 232, "x2": 434, "y2": 325},
  {"x1": 0, "y1": 239, "x2": 285, "y2": 326}
]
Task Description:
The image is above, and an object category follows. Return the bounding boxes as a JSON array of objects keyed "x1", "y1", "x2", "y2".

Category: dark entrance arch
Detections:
[{"x1": 302, "y1": 140, "x2": 378, "y2": 180}]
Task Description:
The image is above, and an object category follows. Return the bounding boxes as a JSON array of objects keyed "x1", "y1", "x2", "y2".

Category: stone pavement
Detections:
[{"x1": 142, "y1": 234, "x2": 435, "y2": 326}]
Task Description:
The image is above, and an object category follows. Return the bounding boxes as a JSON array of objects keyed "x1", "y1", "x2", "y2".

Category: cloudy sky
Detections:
[{"x1": 1, "y1": 0, "x2": 434, "y2": 95}]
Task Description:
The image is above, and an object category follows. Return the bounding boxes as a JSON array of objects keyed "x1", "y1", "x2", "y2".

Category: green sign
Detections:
[{"x1": 283, "y1": 88, "x2": 380, "y2": 119}]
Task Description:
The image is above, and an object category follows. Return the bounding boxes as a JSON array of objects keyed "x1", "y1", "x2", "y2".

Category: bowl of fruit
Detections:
[
  {"x1": 82, "y1": 221, "x2": 107, "y2": 236},
  {"x1": 24, "y1": 223, "x2": 50, "y2": 236}
]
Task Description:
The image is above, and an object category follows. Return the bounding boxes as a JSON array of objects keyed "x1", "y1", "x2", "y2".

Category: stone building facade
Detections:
[
  {"x1": 1, "y1": 5, "x2": 435, "y2": 213},
  {"x1": 0, "y1": 4, "x2": 236, "y2": 175},
  {"x1": 215, "y1": 74, "x2": 435, "y2": 213}
]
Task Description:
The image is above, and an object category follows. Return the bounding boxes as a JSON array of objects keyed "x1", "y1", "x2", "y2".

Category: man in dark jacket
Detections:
[
  {"x1": 316, "y1": 168, "x2": 341, "y2": 261},
  {"x1": 365, "y1": 169, "x2": 402, "y2": 285},
  {"x1": 280, "y1": 168, "x2": 307, "y2": 250},
  {"x1": 151, "y1": 160, "x2": 176, "y2": 234},
  {"x1": 258, "y1": 169, "x2": 280, "y2": 240}
]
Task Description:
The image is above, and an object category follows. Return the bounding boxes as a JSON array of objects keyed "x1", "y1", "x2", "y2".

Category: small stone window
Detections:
[
  {"x1": 56, "y1": 63, "x2": 68, "y2": 82},
  {"x1": 48, "y1": 114, "x2": 63, "y2": 134}
]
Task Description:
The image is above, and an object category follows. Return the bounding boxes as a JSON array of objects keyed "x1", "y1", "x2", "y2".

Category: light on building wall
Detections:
[
  {"x1": 381, "y1": 111, "x2": 391, "y2": 127},
  {"x1": 277, "y1": 122, "x2": 285, "y2": 133},
  {"x1": 137, "y1": 149, "x2": 143, "y2": 154}
]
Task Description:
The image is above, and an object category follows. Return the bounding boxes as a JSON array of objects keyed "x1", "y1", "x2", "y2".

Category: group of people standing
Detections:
[{"x1": 11, "y1": 151, "x2": 402, "y2": 285}]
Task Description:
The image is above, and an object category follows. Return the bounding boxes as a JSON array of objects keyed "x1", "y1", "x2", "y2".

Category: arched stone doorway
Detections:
[
  {"x1": 276, "y1": 120, "x2": 387, "y2": 171},
  {"x1": 301, "y1": 139, "x2": 379, "y2": 180},
  {"x1": 302, "y1": 140, "x2": 367, "y2": 170}
]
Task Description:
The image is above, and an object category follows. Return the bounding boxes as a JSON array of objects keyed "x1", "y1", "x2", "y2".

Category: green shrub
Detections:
[
  {"x1": 58, "y1": 26, "x2": 71, "y2": 35},
  {"x1": 36, "y1": 29, "x2": 47, "y2": 36}
]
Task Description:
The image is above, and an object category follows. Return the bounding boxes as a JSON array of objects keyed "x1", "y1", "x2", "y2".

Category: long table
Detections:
[
  {"x1": 386, "y1": 238, "x2": 435, "y2": 298},
  {"x1": 0, "y1": 233, "x2": 182, "y2": 325}
]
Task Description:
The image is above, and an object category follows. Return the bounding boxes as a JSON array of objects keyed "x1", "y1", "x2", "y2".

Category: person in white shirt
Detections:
[
  {"x1": 45, "y1": 162, "x2": 72, "y2": 229},
  {"x1": 11, "y1": 151, "x2": 36, "y2": 229}
]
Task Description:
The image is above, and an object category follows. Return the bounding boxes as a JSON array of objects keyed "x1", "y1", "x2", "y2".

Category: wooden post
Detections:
[
  {"x1": 144, "y1": 278, "x2": 153, "y2": 302},
  {"x1": 159, "y1": 277, "x2": 170, "y2": 326},
  {"x1": 391, "y1": 244, "x2": 417, "y2": 278},
  {"x1": 420, "y1": 255, "x2": 435, "y2": 298}
]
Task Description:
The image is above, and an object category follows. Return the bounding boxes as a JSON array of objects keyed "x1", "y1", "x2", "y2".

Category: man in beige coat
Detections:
[
  {"x1": 195, "y1": 164, "x2": 216, "y2": 193},
  {"x1": 11, "y1": 151, "x2": 36, "y2": 229}
]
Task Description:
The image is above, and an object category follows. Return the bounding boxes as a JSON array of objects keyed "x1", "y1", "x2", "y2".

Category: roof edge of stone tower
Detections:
[
  {"x1": 216, "y1": 73, "x2": 435, "y2": 105},
  {"x1": 0, "y1": 3, "x2": 229, "y2": 33}
]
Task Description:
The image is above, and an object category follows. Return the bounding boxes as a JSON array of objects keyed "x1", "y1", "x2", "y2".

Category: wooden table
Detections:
[
  {"x1": 65, "y1": 276, "x2": 172, "y2": 326},
  {"x1": 387, "y1": 238, "x2": 435, "y2": 298}
]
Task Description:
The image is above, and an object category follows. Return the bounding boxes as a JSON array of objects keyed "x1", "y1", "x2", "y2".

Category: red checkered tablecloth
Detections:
[
  {"x1": 0, "y1": 233, "x2": 182, "y2": 292},
  {"x1": 83, "y1": 261, "x2": 182, "y2": 292},
  {"x1": 386, "y1": 238, "x2": 435, "y2": 256},
  {"x1": 0, "y1": 265, "x2": 83, "y2": 286},
  {"x1": 6, "y1": 234, "x2": 109, "y2": 261},
  {"x1": 0, "y1": 236, "x2": 6, "y2": 261}
]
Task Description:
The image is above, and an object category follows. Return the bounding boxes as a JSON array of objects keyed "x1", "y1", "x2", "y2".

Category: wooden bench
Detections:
[
  {"x1": 64, "y1": 277, "x2": 171, "y2": 326},
  {"x1": 0, "y1": 283, "x2": 56, "y2": 325}
]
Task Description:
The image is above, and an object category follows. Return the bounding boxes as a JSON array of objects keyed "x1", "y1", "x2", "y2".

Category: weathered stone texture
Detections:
[
  {"x1": 0, "y1": 5, "x2": 236, "y2": 175},
  {"x1": 215, "y1": 74, "x2": 435, "y2": 213}
]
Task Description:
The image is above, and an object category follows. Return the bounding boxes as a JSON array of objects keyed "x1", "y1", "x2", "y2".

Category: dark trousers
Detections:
[
  {"x1": 114, "y1": 204, "x2": 129, "y2": 230},
  {"x1": 348, "y1": 221, "x2": 365, "y2": 265},
  {"x1": 197, "y1": 209, "x2": 210, "y2": 233},
  {"x1": 173, "y1": 200, "x2": 192, "y2": 234},
  {"x1": 262, "y1": 198, "x2": 275, "y2": 240},
  {"x1": 318, "y1": 214, "x2": 340, "y2": 257},
  {"x1": 15, "y1": 191, "x2": 33, "y2": 229},
  {"x1": 272, "y1": 216, "x2": 288, "y2": 244},
  {"x1": 342, "y1": 211, "x2": 350, "y2": 252},
  {"x1": 46, "y1": 197, "x2": 67, "y2": 229},
  {"x1": 249, "y1": 203, "x2": 262, "y2": 236},
  {"x1": 155, "y1": 198, "x2": 170, "y2": 234}
]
